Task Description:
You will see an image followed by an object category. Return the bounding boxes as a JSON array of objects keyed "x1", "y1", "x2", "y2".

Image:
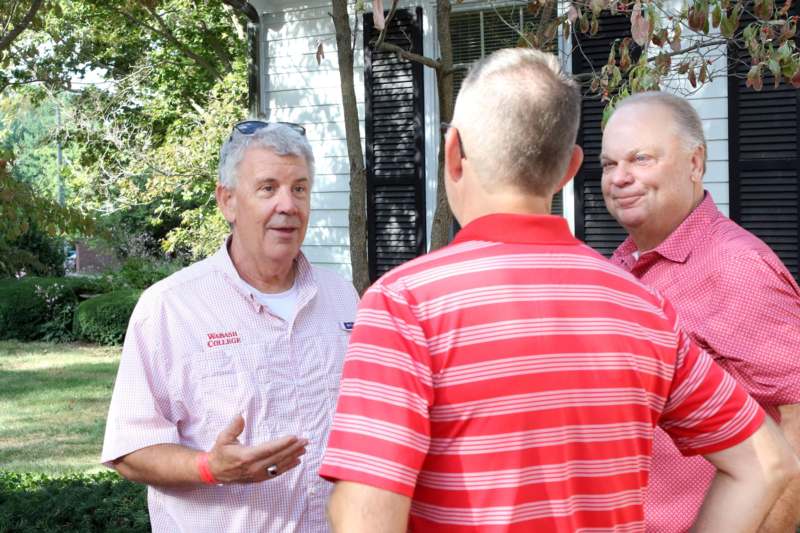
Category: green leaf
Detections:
[{"x1": 712, "y1": 4, "x2": 722, "y2": 26}]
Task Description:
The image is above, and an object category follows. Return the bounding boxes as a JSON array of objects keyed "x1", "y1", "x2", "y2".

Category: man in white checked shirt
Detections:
[{"x1": 101, "y1": 121, "x2": 359, "y2": 532}]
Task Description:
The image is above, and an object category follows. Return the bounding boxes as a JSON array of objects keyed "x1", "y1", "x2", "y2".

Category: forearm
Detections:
[
  {"x1": 759, "y1": 404, "x2": 800, "y2": 532},
  {"x1": 328, "y1": 482, "x2": 410, "y2": 533},
  {"x1": 758, "y1": 479, "x2": 800, "y2": 533},
  {"x1": 692, "y1": 469, "x2": 779, "y2": 533},
  {"x1": 114, "y1": 443, "x2": 204, "y2": 487},
  {"x1": 693, "y1": 418, "x2": 798, "y2": 533}
]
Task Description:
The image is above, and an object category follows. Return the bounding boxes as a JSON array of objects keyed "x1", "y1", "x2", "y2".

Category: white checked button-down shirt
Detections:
[{"x1": 101, "y1": 240, "x2": 359, "y2": 532}]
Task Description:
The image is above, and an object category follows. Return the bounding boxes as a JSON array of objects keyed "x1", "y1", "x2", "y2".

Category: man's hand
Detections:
[
  {"x1": 113, "y1": 416, "x2": 308, "y2": 487},
  {"x1": 208, "y1": 415, "x2": 308, "y2": 483}
]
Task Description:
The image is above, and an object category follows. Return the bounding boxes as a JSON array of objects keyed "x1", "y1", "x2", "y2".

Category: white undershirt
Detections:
[{"x1": 242, "y1": 280, "x2": 298, "y2": 322}]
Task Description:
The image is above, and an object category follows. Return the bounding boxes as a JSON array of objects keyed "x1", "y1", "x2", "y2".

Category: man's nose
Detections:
[
  {"x1": 608, "y1": 162, "x2": 634, "y2": 187},
  {"x1": 275, "y1": 187, "x2": 298, "y2": 214}
]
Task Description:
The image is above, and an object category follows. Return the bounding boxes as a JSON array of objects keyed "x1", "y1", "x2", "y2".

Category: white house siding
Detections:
[{"x1": 660, "y1": 38, "x2": 731, "y2": 216}]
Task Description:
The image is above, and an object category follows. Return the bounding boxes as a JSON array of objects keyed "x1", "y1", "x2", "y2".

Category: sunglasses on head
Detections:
[{"x1": 231, "y1": 120, "x2": 306, "y2": 138}]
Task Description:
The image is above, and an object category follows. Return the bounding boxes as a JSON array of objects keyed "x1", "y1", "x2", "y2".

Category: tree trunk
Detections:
[
  {"x1": 331, "y1": 0, "x2": 370, "y2": 295},
  {"x1": 429, "y1": 0, "x2": 455, "y2": 251}
]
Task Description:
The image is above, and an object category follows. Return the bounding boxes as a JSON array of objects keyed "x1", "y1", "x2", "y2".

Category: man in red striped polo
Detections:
[{"x1": 319, "y1": 48, "x2": 798, "y2": 532}]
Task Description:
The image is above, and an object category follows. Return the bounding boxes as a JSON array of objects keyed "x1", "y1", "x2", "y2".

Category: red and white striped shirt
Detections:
[{"x1": 320, "y1": 213, "x2": 764, "y2": 532}]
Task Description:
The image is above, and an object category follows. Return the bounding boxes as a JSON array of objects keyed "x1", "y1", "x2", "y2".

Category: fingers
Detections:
[
  {"x1": 216, "y1": 415, "x2": 245, "y2": 446},
  {"x1": 264, "y1": 457, "x2": 302, "y2": 479},
  {"x1": 209, "y1": 433, "x2": 309, "y2": 484},
  {"x1": 255, "y1": 439, "x2": 308, "y2": 479}
]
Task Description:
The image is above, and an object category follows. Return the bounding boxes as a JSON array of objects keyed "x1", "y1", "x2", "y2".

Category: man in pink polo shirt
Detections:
[
  {"x1": 101, "y1": 122, "x2": 359, "y2": 532},
  {"x1": 601, "y1": 91, "x2": 800, "y2": 532},
  {"x1": 319, "y1": 49, "x2": 798, "y2": 532}
]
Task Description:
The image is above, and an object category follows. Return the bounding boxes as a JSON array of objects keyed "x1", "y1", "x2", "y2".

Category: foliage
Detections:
[
  {"x1": 106, "y1": 256, "x2": 182, "y2": 290},
  {"x1": 1, "y1": 1, "x2": 249, "y2": 265},
  {"x1": 0, "y1": 276, "x2": 105, "y2": 342},
  {"x1": 545, "y1": 0, "x2": 800, "y2": 105},
  {"x1": 0, "y1": 471, "x2": 149, "y2": 532},
  {"x1": 73, "y1": 289, "x2": 142, "y2": 345},
  {"x1": 0, "y1": 157, "x2": 94, "y2": 277}
]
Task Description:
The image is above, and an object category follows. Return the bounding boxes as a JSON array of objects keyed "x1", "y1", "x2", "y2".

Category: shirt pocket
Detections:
[
  {"x1": 192, "y1": 343, "x2": 300, "y2": 443},
  {"x1": 191, "y1": 351, "x2": 245, "y2": 432},
  {"x1": 310, "y1": 333, "x2": 350, "y2": 415}
]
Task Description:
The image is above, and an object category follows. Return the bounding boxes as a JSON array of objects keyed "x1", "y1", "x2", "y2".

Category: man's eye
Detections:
[
  {"x1": 601, "y1": 161, "x2": 615, "y2": 171},
  {"x1": 634, "y1": 154, "x2": 651, "y2": 163}
]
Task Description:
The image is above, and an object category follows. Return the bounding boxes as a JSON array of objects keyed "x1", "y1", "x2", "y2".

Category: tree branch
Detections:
[
  {"x1": 107, "y1": 3, "x2": 223, "y2": 80},
  {"x1": 0, "y1": 0, "x2": 44, "y2": 54},
  {"x1": 375, "y1": 41, "x2": 442, "y2": 69},
  {"x1": 1, "y1": 0, "x2": 21, "y2": 37},
  {"x1": 491, "y1": 4, "x2": 532, "y2": 47},
  {"x1": 374, "y1": 0, "x2": 401, "y2": 49},
  {"x1": 199, "y1": 19, "x2": 234, "y2": 74}
]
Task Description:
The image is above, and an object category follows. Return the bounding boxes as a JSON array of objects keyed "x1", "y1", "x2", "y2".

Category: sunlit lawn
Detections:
[{"x1": 0, "y1": 341, "x2": 119, "y2": 475}]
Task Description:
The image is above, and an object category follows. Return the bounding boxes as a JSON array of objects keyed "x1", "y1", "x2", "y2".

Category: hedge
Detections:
[
  {"x1": 0, "y1": 277, "x2": 108, "y2": 342},
  {"x1": 0, "y1": 471, "x2": 149, "y2": 532},
  {"x1": 73, "y1": 289, "x2": 142, "y2": 345}
]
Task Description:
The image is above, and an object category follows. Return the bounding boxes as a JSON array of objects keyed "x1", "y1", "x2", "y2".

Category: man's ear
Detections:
[
  {"x1": 554, "y1": 145, "x2": 584, "y2": 192},
  {"x1": 444, "y1": 127, "x2": 464, "y2": 185},
  {"x1": 689, "y1": 144, "x2": 705, "y2": 183},
  {"x1": 216, "y1": 183, "x2": 236, "y2": 224}
]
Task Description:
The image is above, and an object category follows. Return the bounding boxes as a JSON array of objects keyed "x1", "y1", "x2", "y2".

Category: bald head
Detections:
[
  {"x1": 453, "y1": 48, "x2": 581, "y2": 195},
  {"x1": 612, "y1": 91, "x2": 707, "y2": 174}
]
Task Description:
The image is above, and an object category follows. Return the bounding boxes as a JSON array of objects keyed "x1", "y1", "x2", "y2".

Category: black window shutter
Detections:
[
  {"x1": 728, "y1": 14, "x2": 800, "y2": 281},
  {"x1": 572, "y1": 14, "x2": 632, "y2": 256},
  {"x1": 364, "y1": 8, "x2": 426, "y2": 281}
]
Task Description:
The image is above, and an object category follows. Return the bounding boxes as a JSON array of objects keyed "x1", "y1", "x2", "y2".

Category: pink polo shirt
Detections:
[
  {"x1": 611, "y1": 193, "x2": 800, "y2": 532},
  {"x1": 101, "y1": 240, "x2": 359, "y2": 533}
]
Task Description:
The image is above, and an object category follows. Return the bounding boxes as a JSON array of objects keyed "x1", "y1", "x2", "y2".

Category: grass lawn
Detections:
[{"x1": 0, "y1": 340, "x2": 120, "y2": 475}]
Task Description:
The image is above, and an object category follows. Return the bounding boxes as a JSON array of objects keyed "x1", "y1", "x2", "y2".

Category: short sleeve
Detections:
[
  {"x1": 659, "y1": 322, "x2": 765, "y2": 457},
  {"x1": 319, "y1": 279, "x2": 433, "y2": 497},
  {"x1": 698, "y1": 252, "x2": 800, "y2": 408},
  {"x1": 100, "y1": 293, "x2": 182, "y2": 466}
]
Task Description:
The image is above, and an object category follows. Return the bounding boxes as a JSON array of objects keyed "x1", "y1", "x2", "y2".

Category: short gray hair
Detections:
[
  {"x1": 453, "y1": 48, "x2": 581, "y2": 195},
  {"x1": 614, "y1": 91, "x2": 707, "y2": 173},
  {"x1": 218, "y1": 123, "x2": 315, "y2": 189}
]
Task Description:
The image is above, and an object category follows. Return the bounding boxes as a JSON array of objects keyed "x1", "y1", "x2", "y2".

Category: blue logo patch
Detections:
[{"x1": 340, "y1": 321, "x2": 354, "y2": 332}]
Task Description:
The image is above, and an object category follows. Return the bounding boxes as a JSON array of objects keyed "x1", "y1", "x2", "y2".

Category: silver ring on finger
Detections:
[{"x1": 267, "y1": 464, "x2": 279, "y2": 478}]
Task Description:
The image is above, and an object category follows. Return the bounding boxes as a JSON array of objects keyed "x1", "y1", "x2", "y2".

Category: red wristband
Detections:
[{"x1": 196, "y1": 452, "x2": 218, "y2": 485}]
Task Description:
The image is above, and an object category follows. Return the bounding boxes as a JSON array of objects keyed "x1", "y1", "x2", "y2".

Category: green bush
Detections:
[
  {"x1": 73, "y1": 289, "x2": 142, "y2": 345},
  {"x1": 0, "y1": 223, "x2": 67, "y2": 279},
  {"x1": 107, "y1": 256, "x2": 181, "y2": 290},
  {"x1": 0, "y1": 471, "x2": 149, "y2": 532},
  {"x1": 0, "y1": 276, "x2": 107, "y2": 342}
]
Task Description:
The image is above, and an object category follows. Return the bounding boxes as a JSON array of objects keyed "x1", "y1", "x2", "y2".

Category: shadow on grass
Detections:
[{"x1": 0, "y1": 361, "x2": 118, "y2": 401}]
